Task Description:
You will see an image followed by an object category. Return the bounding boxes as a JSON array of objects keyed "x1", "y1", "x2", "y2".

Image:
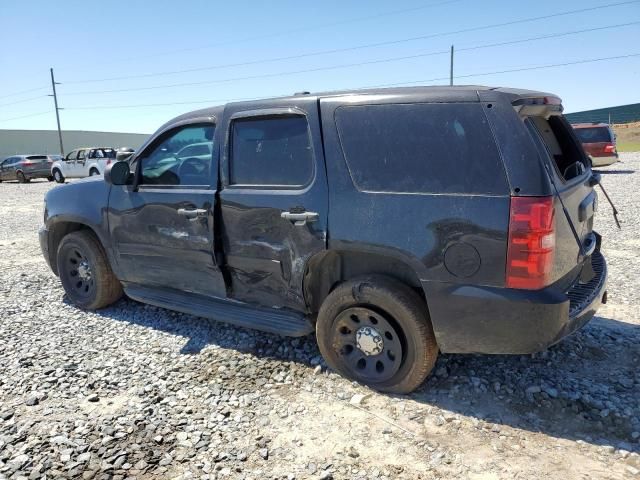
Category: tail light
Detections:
[
  {"x1": 22, "y1": 160, "x2": 33, "y2": 166},
  {"x1": 603, "y1": 144, "x2": 616, "y2": 154},
  {"x1": 506, "y1": 196, "x2": 555, "y2": 290},
  {"x1": 107, "y1": 159, "x2": 112, "y2": 165}
]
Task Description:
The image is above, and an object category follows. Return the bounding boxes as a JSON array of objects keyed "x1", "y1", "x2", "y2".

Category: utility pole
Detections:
[
  {"x1": 449, "y1": 45, "x2": 454, "y2": 86},
  {"x1": 49, "y1": 68, "x2": 64, "y2": 156}
]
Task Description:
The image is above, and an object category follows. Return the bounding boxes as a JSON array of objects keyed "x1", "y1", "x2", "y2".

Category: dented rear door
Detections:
[{"x1": 218, "y1": 97, "x2": 328, "y2": 311}]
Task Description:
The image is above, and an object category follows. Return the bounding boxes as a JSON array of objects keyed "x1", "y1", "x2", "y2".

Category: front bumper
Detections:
[
  {"x1": 39, "y1": 226, "x2": 52, "y2": 271},
  {"x1": 425, "y1": 250, "x2": 607, "y2": 354}
]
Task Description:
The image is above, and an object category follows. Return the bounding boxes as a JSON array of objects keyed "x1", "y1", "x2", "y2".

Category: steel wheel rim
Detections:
[
  {"x1": 330, "y1": 306, "x2": 404, "y2": 383},
  {"x1": 65, "y1": 247, "x2": 95, "y2": 298}
]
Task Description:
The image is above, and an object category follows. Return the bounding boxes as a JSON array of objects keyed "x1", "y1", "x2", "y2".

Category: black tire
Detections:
[
  {"x1": 53, "y1": 169, "x2": 65, "y2": 183},
  {"x1": 316, "y1": 275, "x2": 438, "y2": 394},
  {"x1": 17, "y1": 171, "x2": 29, "y2": 183},
  {"x1": 56, "y1": 230, "x2": 123, "y2": 310},
  {"x1": 89, "y1": 168, "x2": 99, "y2": 176},
  {"x1": 47, "y1": 176, "x2": 54, "y2": 182}
]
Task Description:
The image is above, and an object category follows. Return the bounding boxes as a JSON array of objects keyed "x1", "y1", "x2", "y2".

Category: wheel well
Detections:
[
  {"x1": 48, "y1": 222, "x2": 92, "y2": 275},
  {"x1": 304, "y1": 250, "x2": 426, "y2": 313}
]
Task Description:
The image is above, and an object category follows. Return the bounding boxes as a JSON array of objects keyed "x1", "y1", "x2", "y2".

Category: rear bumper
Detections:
[
  {"x1": 24, "y1": 167, "x2": 52, "y2": 179},
  {"x1": 425, "y1": 249, "x2": 607, "y2": 354},
  {"x1": 591, "y1": 155, "x2": 619, "y2": 167}
]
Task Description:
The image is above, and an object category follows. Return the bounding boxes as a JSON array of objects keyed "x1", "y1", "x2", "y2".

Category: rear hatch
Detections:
[
  {"x1": 522, "y1": 111, "x2": 597, "y2": 287},
  {"x1": 23, "y1": 155, "x2": 50, "y2": 170}
]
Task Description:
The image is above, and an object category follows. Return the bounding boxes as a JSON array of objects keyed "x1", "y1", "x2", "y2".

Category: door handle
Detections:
[
  {"x1": 281, "y1": 210, "x2": 319, "y2": 226},
  {"x1": 177, "y1": 208, "x2": 208, "y2": 218}
]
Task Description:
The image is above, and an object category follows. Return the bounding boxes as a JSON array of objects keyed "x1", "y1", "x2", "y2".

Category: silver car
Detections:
[{"x1": 0, "y1": 155, "x2": 54, "y2": 183}]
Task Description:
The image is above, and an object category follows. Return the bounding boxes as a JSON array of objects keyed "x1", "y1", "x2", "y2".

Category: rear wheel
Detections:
[
  {"x1": 53, "y1": 169, "x2": 65, "y2": 183},
  {"x1": 89, "y1": 168, "x2": 99, "y2": 176},
  {"x1": 16, "y1": 171, "x2": 29, "y2": 183},
  {"x1": 56, "y1": 230, "x2": 123, "y2": 310},
  {"x1": 316, "y1": 275, "x2": 438, "y2": 394}
]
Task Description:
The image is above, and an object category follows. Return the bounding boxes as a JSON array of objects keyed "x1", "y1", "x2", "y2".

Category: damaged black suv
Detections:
[{"x1": 40, "y1": 86, "x2": 607, "y2": 393}]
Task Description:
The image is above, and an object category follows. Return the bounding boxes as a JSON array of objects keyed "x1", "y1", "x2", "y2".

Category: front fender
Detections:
[
  {"x1": 44, "y1": 178, "x2": 116, "y2": 272},
  {"x1": 51, "y1": 161, "x2": 64, "y2": 174}
]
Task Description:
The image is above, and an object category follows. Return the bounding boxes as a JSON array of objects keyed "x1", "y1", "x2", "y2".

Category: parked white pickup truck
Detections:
[{"x1": 51, "y1": 147, "x2": 116, "y2": 183}]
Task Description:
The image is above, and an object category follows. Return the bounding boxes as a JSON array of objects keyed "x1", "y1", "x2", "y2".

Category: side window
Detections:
[
  {"x1": 229, "y1": 115, "x2": 313, "y2": 187},
  {"x1": 65, "y1": 151, "x2": 76, "y2": 161},
  {"x1": 335, "y1": 103, "x2": 508, "y2": 195},
  {"x1": 88, "y1": 149, "x2": 96, "y2": 159},
  {"x1": 140, "y1": 124, "x2": 214, "y2": 186},
  {"x1": 77, "y1": 150, "x2": 86, "y2": 160}
]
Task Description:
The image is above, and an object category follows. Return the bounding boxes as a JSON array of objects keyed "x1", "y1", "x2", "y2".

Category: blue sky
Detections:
[{"x1": 1, "y1": 0, "x2": 638, "y2": 134}]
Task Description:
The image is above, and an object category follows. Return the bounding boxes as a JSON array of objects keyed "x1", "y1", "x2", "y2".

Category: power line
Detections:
[
  {"x1": 0, "y1": 111, "x2": 51, "y2": 123},
  {"x1": 358, "y1": 53, "x2": 640, "y2": 88},
  {"x1": 0, "y1": 86, "x2": 49, "y2": 100},
  {"x1": 0, "y1": 95, "x2": 47, "y2": 108},
  {"x1": 60, "y1": 0, "x2": 640, "y2": 86},
  {"x1": 56, "y1": 53, "x2": 640, "y2": 112},
  {"x1": 63, "y1": 97, "x2": 258, "y2": 110},
  {"x1": 59, "y1": 21, "x2": 640, "y2": 96},
  {"x1": 60, "y1": 0, "x2": 465, "y2": 69}
]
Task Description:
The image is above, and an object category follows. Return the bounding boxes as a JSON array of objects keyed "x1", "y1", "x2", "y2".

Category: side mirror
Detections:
[
  {"x1": 104, "y1": 161, "x2": 131, "y2": 186},
  {"x1": 116, "y1": 150, "x2": 134, "y2": 162}
]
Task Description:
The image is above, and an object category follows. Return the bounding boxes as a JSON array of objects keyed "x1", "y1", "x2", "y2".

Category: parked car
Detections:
[
  {"x1": 0, "y1": 155, "x2": 54, "y2": 183},
  {"x1": 571, "y1": 123, "x2": 619, "y2": 167},
  {"x1": 51, "y1": 147, "x2": 116, "y2": 183},
  {"x1": 39, "y1": 86, "x2": 607, "y2": 393}
]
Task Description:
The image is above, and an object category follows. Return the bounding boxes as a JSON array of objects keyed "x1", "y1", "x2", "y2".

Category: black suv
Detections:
[{"x1": 39, "y1": 86, "x2": 607, "y2": 393}]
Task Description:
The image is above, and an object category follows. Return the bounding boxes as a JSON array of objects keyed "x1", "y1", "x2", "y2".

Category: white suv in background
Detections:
[{"x1": 51, "y1": 147, "x2": 116, "y2": 183}]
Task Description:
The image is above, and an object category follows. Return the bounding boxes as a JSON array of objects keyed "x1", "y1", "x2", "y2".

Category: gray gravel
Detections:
[{"x1": 1, "y1": 154, "x2": 639, "y2": 479}]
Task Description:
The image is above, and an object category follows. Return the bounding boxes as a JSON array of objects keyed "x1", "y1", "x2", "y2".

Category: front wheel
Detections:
[
  {"x1": 56, "y1": 230, "x2": 123, "y2": 310},
  {"x1": 316, "y1": 276, "x2": 438, "y2": 394},
  {"x1": 89, "y1": 168, "x2": 99, "y2": 176},
  {"x1": 53, "y1": 169, "x2": 65, "y2": 183},
  {"x1": 47, "y1": 176, "x2": 54, "y2": 182}
]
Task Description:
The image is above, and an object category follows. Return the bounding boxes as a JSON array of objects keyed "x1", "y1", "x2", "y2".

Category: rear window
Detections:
[
  {"x1": 334, "y1": 103, "x2": 508, "y2": 195},
  {"x1": 573, "y1": 127, "x2": 612, "y2": 143},
  {"x1": 26, "y1": 155, "x2": 48, "y2": 160}
]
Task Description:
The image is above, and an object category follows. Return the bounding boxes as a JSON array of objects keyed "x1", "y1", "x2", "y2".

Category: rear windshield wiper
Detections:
[{"x1": 590, "y1": 171, "x2": 621, "y2": 229}]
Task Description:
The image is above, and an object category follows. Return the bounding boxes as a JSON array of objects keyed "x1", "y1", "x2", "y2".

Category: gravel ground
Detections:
[{"x1": 1, "y1": 153, "x2": 639, "y2": 480}]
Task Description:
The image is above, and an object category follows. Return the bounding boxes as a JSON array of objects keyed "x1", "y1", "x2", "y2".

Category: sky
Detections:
[{"x1": 0, "y1": 0, "x2": 638, "y2": 134}]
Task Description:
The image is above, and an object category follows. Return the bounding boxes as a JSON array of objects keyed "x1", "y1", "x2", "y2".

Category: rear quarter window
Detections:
[{"x1": 334, "y1": 103, "x2": 508, "y2": 195}]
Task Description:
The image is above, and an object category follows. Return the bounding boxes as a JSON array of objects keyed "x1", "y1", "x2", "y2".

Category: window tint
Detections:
[
  {"x1": 335, "y1": 103, "x2": 507, "y2": 194},
  {"x1": 573, "y1": 127, "x2": 612, "y2": 143},
  {"x1": 230, "y1": 115, "x2": 313, "y2": 186},
  {"x1": 140, "y1": 124, "x2": 214, "y2": 186}
]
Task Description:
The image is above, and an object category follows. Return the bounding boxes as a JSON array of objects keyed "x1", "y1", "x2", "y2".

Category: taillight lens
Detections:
[
  {"x1": 506, "y1": 196, "x2": 555, "y2": 290},
  {"x1": 22, "y1": 160, "x2": 32, "y2": 166},
  {"x1": 603, "y1": 144, "x2": 615, "y2": 153},
  {"x1": 107, "y1": 159, "x2": 112, "y2": 165}
]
